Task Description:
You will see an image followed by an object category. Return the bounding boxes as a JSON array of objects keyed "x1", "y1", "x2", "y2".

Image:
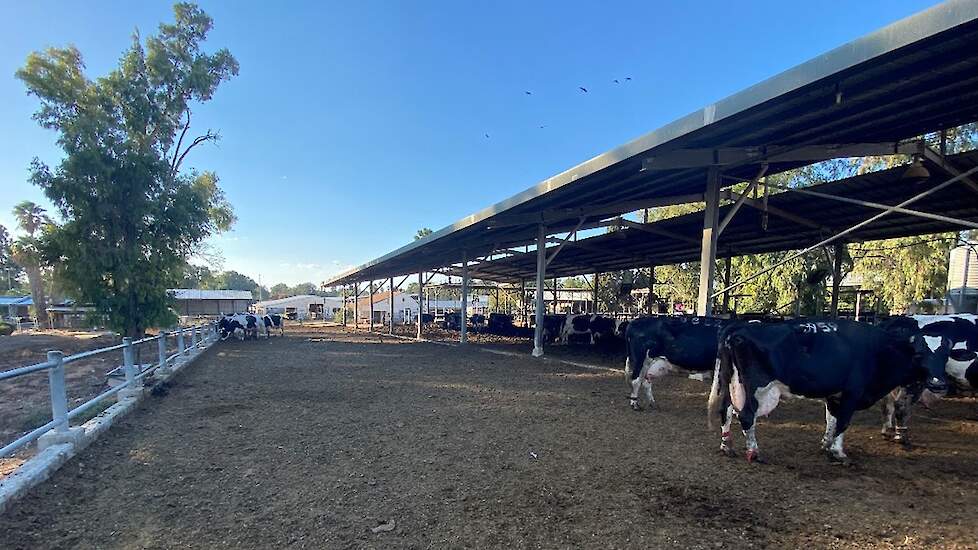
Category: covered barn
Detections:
[
  {"x1": 255, "y1": 295, "x2": 344, "y2": 320},
  {"x1": 168, "y1": 289, "x2": 254, "y2": 317}
]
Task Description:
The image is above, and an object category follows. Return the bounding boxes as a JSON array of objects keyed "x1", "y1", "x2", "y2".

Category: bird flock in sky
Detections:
[{"x1": 484, "y1": 77, "x2": 633, "y2": 139}]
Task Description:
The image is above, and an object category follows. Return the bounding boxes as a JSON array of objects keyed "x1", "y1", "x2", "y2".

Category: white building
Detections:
[
  {"x1": 355, "y1": 292, "x2": 420, "y2": 324},
  {"x1": 255, "y1": 295, "x2": 344, "y2": 320},
  {"x1": 168, "y1": 289, "x2": 254, "y2": 317}
]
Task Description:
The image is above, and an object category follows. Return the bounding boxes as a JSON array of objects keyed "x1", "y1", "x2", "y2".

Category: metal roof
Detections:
[
  {"x1": 459, "y1": 150, "x2": 978, "y2": 282},
  {"x1": 326, "y1": 0, "x2": 978, "y2": 286},
  {"x1": 0, "y1": 296, "x2": 32, "y2": 306},
  {"x1": 167, "y1": 289, "x2": 254, "y2": 300}
]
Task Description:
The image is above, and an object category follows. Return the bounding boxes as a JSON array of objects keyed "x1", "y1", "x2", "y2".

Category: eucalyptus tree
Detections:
[{"x1": 17, "y1": 3, "x2": 238, "y2": 336}]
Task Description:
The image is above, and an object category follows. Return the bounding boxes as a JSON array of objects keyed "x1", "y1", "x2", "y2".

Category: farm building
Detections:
[
  {"x1": 947, "y1": 240, "x2": 978, "y2": 312},
  {"x1": 168, "y1": 289, "x2": 254, "y2": 317},
  {"x1": 0, "y1": 295, "x2": 32, "y2": 320},
  {"x1": 354, "y1": 291, "x2": 420, "y2": 324},
  {"x1": 255, "y1": 295, "x2": 344, "y2": 320}
]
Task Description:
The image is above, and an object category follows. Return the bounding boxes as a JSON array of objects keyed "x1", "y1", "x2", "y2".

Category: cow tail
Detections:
[{"x1": 707, "y1": 334, "x2": 734, "y2": 429}]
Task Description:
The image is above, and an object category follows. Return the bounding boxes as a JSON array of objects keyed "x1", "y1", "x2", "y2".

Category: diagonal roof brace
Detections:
[
  {"x1": 617, "y1": 218, "x2": 701, "y2": 245},
  {"x1": 921, "y1": 145, "x2": 978, "y2": 196},
  {"x1": 718, "y1": 164, "x2": 769, "y2": 236}
]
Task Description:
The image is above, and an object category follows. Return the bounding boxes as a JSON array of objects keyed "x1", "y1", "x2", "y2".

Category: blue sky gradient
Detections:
[{"x1": 0, "y1": 0, "x2": 941, "y2": 285}]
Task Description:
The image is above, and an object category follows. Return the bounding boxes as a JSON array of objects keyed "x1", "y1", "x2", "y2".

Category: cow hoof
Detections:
[
  {"x1": 745, "y1": 450, "x2": 766, "y2": 464},
  {"x1": 719, "y1": 446, "x2": 737, "y2": 458},
  {"x1": 827, "y1": 453, "x2": 852, "y2": 467},
  {"x1": 629, "y1": 402, "x2": 642, "y2": 411}
]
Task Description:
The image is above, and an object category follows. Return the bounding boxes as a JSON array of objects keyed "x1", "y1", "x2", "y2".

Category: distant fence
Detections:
[{"x1": 0, "y1": 322, "x2": 217, "y2": 458}]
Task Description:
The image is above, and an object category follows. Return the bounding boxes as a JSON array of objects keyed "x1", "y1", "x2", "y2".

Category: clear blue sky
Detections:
[{"x1": 0, "y1": 0, "x2": 942, "y2": 286}]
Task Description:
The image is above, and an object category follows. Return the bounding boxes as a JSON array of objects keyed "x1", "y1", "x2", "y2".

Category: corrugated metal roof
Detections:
[
  {"x1": 0, "y1": 296, "x2": 32, "y2": 306},
  {"x1": 167, "y1": 289, "x2": 254, "y2": 300},
  {"x1": 325, "y1": 0, "x2": 978, "y2": 286}
]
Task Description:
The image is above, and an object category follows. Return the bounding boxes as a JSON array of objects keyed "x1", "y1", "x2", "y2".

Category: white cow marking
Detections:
[
  {"x1": 753, "y1": 381, "x2": 788, "y2": 418},
  {"x1": 923, "y1": 335, "x2": 943, "y2": 352}
]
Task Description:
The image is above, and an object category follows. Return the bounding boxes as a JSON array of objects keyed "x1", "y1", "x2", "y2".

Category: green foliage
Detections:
[
  {"x1": 851, "y1": 236, "x2": 956, "y2": 313},
  {"x1": 414, "y1": 227, "x2": 433, "y2": 240},
  {"x1": 9, "y1": 202, "x2": 52, "y2": 322},
  {"x1": 18, "y1": 3, "x2": 238, "y2": 336}
]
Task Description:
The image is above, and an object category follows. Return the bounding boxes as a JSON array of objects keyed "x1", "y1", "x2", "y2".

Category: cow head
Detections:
[
  {"x1": 218, "y1": 317, "x2": 232, "y2": 340},
  {"x1": 911, "y1": 334, "x2": 950, "y2": 396}
]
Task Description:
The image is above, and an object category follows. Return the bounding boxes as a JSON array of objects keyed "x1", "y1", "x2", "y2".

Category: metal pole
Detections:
[
  {"x1": 192, "y1": 326, "x2": 198, "y2": 348},
  {"x1": 855, "y1": 291, "x2": 862, "y2": 322},
  {"x1": 460, "y1": 252, "x2": 469, "y2": 344},
  {"x1": 354, "y1": 283, "x2": 359, "y2": 329},
  {"x1": 389, "y1": 276, "x2": 395, "y2": 335},
  {"x1": 520, "y1": 278, "x2": 526, "y2": 326},
  {"x1": 342, "y1": 286, "x2": 348, "y2": 326},
  {"x1": 417, "y1": 272, "x2": 423, "y2": 340},
  {"x1": 47, "y1": 351, "x2": 68, "y2": 433},
  {"x1": 646, "y1": 266, "x2": 655, "y2": 315},
  {"x1": 551, "y1": 277, "x2": 558, "y2": 314},
  {"x1": 593, "y1": 272, "x2": 599, "y2": 314},
  {"x1": 959, "y1": 244, "x2": 972, "y2": 313},
  {"x1": 533, "y1": 225, "x2": 547, "y2": 357},
  {"x1": 158, "y1": 331, "x2": 167, "y2": 367},
  {"x1": 830, "y1": 243, "x2": 843, "y2": 318},
  {"x1": 697, "y1": 167, "x2": 721, "y2": 316},
  {"x1": 123, "y1": 337, "x2": 137, "y2": 386},
  {"x1": 177, "y1": 329, "x2": 186, "y2": 355},
  {"x1": 369, "y1": 281, "x2": 375, "y2": 333}
]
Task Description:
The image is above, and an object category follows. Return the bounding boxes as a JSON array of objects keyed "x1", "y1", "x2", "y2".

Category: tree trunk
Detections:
[{"x1": 26, "y1": 265, "x2": 48, "y2": 325}]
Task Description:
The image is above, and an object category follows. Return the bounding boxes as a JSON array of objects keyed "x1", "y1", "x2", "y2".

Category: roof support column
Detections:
[
  {"x1": 593, "y1": 273, "x2": 599, "y2": 314},
  {"x1": 389, "y1": 277, "x2": 395, "y2": 335},
  {"x1": 353, "y1": 283, "x2": 359, "y2": 329},
  {"x1": 342, "y1": 286, "x2": 347, "y2": 326},
  {"x1": 647, "y1": 267, "x2": 655, "y2": 315},
  {"x1": 830, "y1": 244, "x2": 844, "y2": 318},
  {"x1": 460, "y1": 252, "x2": 469, "y2": 344},
  {"x1": 417, "y1": 272, "x2": 424, "y2": 340},
  {"x1": 533, "y1": 225, "x2": 548, "y2": 357},
  {"x1": 697, "y1": 167, "x2": 721, "y2": 316},
  {"x1": 369, "y1": 281, "x2": 375, "y2": 333},
  {"x1": 721, "y1": 257, "x2": 732, "y2": 315},
  {"x1": 520, "y1": 278, "x2": 526, "y2": 326}
]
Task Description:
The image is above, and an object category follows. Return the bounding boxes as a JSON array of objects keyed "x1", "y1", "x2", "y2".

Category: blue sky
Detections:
[{"x1": 0, "y1": 0, "x2": 942, "y2": 286}]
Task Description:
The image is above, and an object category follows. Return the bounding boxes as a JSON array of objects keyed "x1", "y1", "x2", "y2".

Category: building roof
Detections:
[
  {"x1": 168, "y1": 289, "x2": 254, "y2": 300},
  {"x1": 325, "y1": 0, "x2": 978, "y2": 286},
  {"x1": 255, "y1": 295, "x2": 341, "y2": 308},
  {"x1": 0, "y1": 296, "x2": 32, "y2": 306}
]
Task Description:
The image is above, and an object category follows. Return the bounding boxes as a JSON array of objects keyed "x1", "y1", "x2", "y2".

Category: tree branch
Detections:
[
  {"x1": 173, "y1": 130, "x2": 219, "y2": 175},
  {"x1": 170, "y1": 109, "x2": 192, "y2": 177}
]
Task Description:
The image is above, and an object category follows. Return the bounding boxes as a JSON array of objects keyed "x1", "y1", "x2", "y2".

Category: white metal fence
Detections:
[{"x1": 0, "y1": 322, "x2": 217, "y2": 458}]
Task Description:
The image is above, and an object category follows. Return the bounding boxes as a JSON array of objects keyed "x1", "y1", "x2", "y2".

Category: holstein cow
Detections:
[
  {"x1": 261, "y1": 314, "x2": 285, "y2": 337},
  {"x1": 559, "y1": 314, "x2": 618, "y2": 346},
  {"x1": 219, "y1": 313, "x2": 264, "y2": 341},
  {"x1": 708, "y1": 319, "x2": 948, "y2": 464},
  {"x1": 625, "y1": 316, "x2": 733, "y2": 410},
  {"x1": 538, "y1": 314, "x2": 567, "y2": 344},
  {"x1": 878, "y1": 314, "x2": 977, "y2": 444}
]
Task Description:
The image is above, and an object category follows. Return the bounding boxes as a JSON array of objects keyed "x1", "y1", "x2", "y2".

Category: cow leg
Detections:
[
  {"x1": 891, "y1": 389, "x2": 914, "y2": 446},
  {"x1": 719, "y1": 405, "x2": 737, "y2": 457},
  {"x1": 628, "y1": 361, "x2": 651, "y2": 411},
  {"x1": 880, "y1": 390, "x2": 898, "y2": 439},
  {"x1": 822, "y1": 402, "x2": 838, "y2": 450},
  {"x1": 738, "y1": 402, "x2": 764, "y2": 464},
  {"x1": 824, "y1": 396, "x2": 856, "y2": 463}
]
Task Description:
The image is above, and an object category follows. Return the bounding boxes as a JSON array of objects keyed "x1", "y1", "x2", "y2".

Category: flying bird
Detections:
[
  {"x1": 578, "y1": 86, "x2": 588, "y2": 93},
  {"x1": 613, "y1": 79, "x2": 620, "y2": 84},
  {"x1": 484, "y1": 133, "x2": 490, "y2": 138},
  {"x1": 525, "y1": 91, "x2": 532, "y2": 95},
  {"x1": 538, "y1": 125, "x2": 547, "y2": 129},
  {"x1": 625, "y1": 77, "x2": 632, "y2": 81}
]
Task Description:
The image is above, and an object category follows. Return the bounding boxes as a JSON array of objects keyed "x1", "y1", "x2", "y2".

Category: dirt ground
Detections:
[
  {"x1": 0, "y1": 330, "x2": 176, "y2": 477},
  {"x1": 1, "y1": 324, "x2": 977, "y2": 549}
]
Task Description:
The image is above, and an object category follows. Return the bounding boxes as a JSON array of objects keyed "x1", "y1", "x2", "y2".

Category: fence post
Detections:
[
  {"x1": 123, "y1": 337, "x2": 137, "y2": 386},
  {"x1": 158, "y1": 331, "x2": 168, "y2": 367},
  {"x1": 178, "y1": 328, "x2": 186, "y2": 356},
  {"x1": 47, "y1": 351, "x2": 68, "y2": 433},
  {"x1": 192, "y1": 326, "x2": 199, "y2": 349}
]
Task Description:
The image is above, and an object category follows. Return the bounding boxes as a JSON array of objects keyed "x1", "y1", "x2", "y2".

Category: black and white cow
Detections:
[
  {"x1": 219, "y1": 313, "x2": 263, "y2": 340},
  {"x1": 878, "y1": 314, "x2": 977, "y2": 443},
  {"x1": 559, "y1": 314, "x2": 617, "y2": 345},
  {"x1": 707, "y1": 319, "x2": 948, "y2": 464},
  {"x1": 625, "y1": 316, "x2": 733, "y2": 410},
  {"x1": 261, "y1": 314, "x2": 285, "y2": 337},
  {"x1": 537, "y1": 314, "x2": 567, "y2": 343}
]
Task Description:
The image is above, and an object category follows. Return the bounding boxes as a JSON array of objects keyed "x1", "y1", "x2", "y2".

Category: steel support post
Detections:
[
  {"x1": 830, "y1": 243, "x2": 843, "y2": 318},
  {"x1": 354, "y1": 283, "x2": 359, "y2": 329},
  {"x1": 47, "y1": 351, "x2": 68, "y2": 433},
  {"x1": 697, "y1": 167, "x2": 721, "y2": 316},
  {"x1": 593, "y1": 273, "x2": 599, "y2": 314},
  {"x1": 532, "y1": 225, "x2": 547, "y2": 357},
  {"x1": 959, "y1": 246, "x2": 972, "y2": 312},
  {"x1": 855, "y1": 291, "x2": 862, "y2": 321},
  {"x1": 460, "y1": 252, "x2": 469, "y2": 344},
  {"x1": 520, "y1": 279, "x2": 526, "y2": 326},
  {"x1": 342, "y1": 286, "x2": 348, "y2": 326},
  {"x1": 389, "y1": 276, "x2": 395, "y2": 335},
  {"x1": 417, "y1": 272, "x2": 424, "y2": 340},
  {"x1": 647, "y1": 266, "x2": 655, "y2": 315},
  {"x1": 369, "y1": 281, "x2": 375, "y2": 332}
]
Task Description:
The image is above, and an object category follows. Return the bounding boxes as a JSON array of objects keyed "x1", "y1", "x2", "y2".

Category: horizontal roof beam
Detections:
[
  {"x1": 642, "y1": 142, "x2": 919, "y2": 171},
  {"x1": 485, "y1": 193, "x2": 705, "y2": 228}
]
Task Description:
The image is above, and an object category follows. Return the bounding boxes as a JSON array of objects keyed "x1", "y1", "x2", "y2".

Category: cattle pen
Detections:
[{"x1": 4, "y1": 2, "x2": 978, "y2": 548}]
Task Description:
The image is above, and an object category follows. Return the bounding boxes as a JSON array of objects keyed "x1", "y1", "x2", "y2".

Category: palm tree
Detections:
[{"x1": 11, "y1": 201, "x2": 51, "y2": 325}]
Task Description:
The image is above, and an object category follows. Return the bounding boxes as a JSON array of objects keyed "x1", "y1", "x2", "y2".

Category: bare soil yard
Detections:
[{"x1": 1, "y1": 324, "x2": 976, "y2": 549}]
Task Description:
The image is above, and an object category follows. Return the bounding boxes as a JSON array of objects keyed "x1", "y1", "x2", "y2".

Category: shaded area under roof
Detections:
[
  {"x1": 459, "y1": 150, "x2": 978, "y2": 282},
  {"x1": 326, "y1": 0, "x2": 978, "y2": 286}
]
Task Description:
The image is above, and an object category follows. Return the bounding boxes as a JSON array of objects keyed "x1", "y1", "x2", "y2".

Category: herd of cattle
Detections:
[
  {"x1": 470, "y1": 311, "x2": 977, "y2": 464},
  {"x1": 217, "y1": 312, "x2": 285, "y2": 340}
]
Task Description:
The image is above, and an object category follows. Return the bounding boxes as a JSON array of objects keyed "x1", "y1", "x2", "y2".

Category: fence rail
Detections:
[{"x1": 0, "y1": 323, "x2": 217, "y2": 459}]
